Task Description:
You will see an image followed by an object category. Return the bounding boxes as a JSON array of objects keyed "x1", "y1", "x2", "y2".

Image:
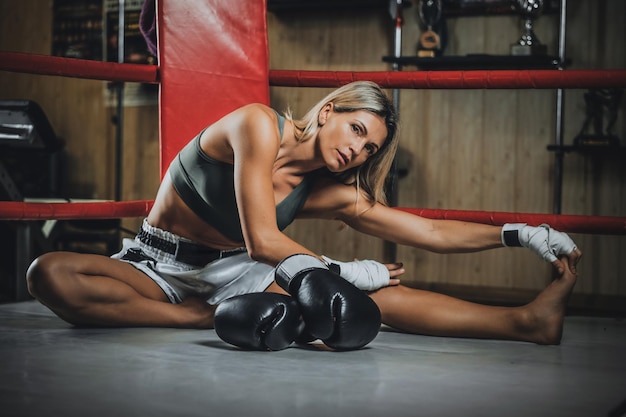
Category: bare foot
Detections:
[
  {"x1": 518, "y1": 259, "x2": 578, "y2": 345},
  {"x1": 179, "y1": 297, "x2": 217, "y2": 329}
]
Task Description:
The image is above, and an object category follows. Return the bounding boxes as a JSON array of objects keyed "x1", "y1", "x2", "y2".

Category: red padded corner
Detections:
[{"x1": 157, "y1": 0, "x2": 270, "y2": 177}]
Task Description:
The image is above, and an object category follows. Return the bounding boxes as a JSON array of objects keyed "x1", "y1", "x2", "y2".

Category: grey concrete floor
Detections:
[{"x1": 0, "y1": 301, "x2": 625, "y2": 417}]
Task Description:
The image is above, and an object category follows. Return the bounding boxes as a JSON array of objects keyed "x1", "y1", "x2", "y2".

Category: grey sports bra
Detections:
[{"x1": 168, "y1": 112, "x2": 312, "y2": 242}]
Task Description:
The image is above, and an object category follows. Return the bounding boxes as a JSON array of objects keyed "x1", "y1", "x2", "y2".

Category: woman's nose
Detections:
[{"x1": 350, "y1": 138, "x2": 366, "y2": 155}]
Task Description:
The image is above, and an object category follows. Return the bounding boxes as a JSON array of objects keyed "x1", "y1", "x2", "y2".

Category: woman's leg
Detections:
[
  {"x1": 369, "y1": 262, "x2": 577, "y2": 345},
  {"x1": 26, "y1": 251, "x2": 216, "y2": 328}
]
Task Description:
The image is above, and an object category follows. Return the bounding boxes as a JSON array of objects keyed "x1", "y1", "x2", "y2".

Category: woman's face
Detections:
[{"x1": 318, "y1": 105, "x2": 388, "y2": 173}]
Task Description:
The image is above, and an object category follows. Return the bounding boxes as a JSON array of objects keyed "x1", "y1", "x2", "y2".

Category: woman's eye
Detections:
[
  {"x1": 351, "y1": 124, "x2": 360, "y2": 134},
  {"x1": 365, "y1": 144, "x2": 376, "y2": 155}
]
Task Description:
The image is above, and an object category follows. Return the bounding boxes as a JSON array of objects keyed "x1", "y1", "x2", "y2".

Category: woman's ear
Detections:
[{"x1": 318, "y1": 102, "x2": 333, "y2": 125}]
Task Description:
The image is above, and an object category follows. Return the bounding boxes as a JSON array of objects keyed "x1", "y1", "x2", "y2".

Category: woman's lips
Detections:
[{"x1": 337, "y1": 150, "x2": 349, "y2": 165}]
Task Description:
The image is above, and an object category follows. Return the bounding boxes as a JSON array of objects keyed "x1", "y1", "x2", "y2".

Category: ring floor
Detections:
[{"x1": 1, "y1": 300, "x2": 625, "y2": 417}]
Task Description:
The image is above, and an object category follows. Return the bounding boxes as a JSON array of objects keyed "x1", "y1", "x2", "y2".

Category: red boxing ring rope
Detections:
[
  {"x1": 0, "y1": 51, "x2": 158, "y2": 83},
  {"x1": 0, "y1": 201, "x2": 624, "y2": 235},
  {"x1": 396, "y1": 208, "x2": 626, "y2": 236},
  {"x1": 0, "y1": 201, "x2": 154, "y2": 221},
  {"x1": 269, "y1": 69, "x2": 626, "y2": 89},
  {"x1": 2, "y1": 52, "x2": 626, "y2": 89}
]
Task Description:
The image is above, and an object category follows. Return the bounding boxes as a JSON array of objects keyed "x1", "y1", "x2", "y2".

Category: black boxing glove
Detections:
[
  {"x1": 275, "y1": 254, "x2": 381, "y2": 351},
  {"x1": 214, "y1": 292, "x2": 304, "y2": 351}
]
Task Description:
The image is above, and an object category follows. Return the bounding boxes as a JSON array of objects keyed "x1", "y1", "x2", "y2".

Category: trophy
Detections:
[
  {"x1": 417, "y1": 0, "x2": 443, "y2": 58},
  {"x1": 511, "y1": 0, "x2": 548, "y2": 56}
]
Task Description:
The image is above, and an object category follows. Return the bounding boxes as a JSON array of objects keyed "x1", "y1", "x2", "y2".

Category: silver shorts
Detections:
[{"x1": 111, "y1": 219, "x2": 275, "y2": 305}]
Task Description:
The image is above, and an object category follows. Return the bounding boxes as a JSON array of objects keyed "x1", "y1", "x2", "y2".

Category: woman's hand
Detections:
[
  {"x1": 501, "y1": 223, "x2": 582, "y2": 275},
  {"x1": 321, "y1": 256, "x2": 403, "y2": 291},
  {"x1": 385, "y1": 262, "x2": 404, "y2": 286}
]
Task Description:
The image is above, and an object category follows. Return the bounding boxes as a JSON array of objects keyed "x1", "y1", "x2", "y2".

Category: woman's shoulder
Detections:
[
  {"x1": 226, "y1": 103, "x2": 277, "y2": 125},
  {"x1": 208, "y1": 103, "x2": 277, "y2": 135},
  {"x1": 216, "y1": 103, "x2": 280, "y2": 138},
  {"x1": 199, "y1": 103, "x2": 281, "y2": 160}
]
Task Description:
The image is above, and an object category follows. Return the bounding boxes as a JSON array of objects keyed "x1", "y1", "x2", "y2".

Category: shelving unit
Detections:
[
  {"x1": 547, "y1": 144, "x2": 626, "y2": 156},
  {"x1": 383, "y1": 0, "x2": 572, "y2": 215},
  {"x1": 382, "y1": 54, "x2": 563, "y2": 70}
]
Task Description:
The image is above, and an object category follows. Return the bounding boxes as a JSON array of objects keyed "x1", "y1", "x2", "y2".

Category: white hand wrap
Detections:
[
  {"x1": 321, "y1": 256, "x2": 390, "y2": 291},
  {"x1": 501, "y1": 223, "x2": 578, "y2": 263}
]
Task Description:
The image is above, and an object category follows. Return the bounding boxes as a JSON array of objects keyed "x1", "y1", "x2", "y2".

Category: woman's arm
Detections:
[
  {"x1": 301, "y1": 176, "x2": 502, "y2": 254},
  {"x1": 302, "y1": 177, "x2": 581, "y2": 273},
  {"x1": 223, "y1": 104, "x2": 317, "y2": 265},
  {"x1": 344, "y1": 203, "x2": 503, "y2": 253},
  {"x1": 346, "y1": 203, "x2": 582, "y2": 274}
]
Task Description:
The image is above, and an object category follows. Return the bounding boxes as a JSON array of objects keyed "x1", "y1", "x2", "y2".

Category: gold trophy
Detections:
[
  {"x1": 417, "y1": 0, "x2": 443, "y2": 58},
  {"x1": 511, "y1": 0, "x2": 548, "y2": 56}
]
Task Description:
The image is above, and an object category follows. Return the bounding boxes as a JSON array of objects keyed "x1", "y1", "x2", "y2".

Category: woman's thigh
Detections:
[{"x1": 28, "y1": 251, "x2": 170, "y2": 302}]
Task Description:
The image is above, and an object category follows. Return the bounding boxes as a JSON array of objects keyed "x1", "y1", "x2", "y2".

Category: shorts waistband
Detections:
[{"x1": 136, "y1": 219, "x2": 246, "y2": 267}]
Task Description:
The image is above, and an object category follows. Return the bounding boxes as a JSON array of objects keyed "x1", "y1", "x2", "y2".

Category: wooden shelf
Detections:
[
  {"x1": 383, "y1": 54, "x2": 565, "y2": 70},
  {"x1": 268, "y1": 0, "x2": 387, "y2": 12},
  {"x1": 547, "y1": 144, "x2": 626, "y2": 157}
]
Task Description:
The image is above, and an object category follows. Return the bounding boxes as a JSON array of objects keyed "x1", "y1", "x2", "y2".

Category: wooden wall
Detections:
[{"x1": 0, "y1": 0, "x2": 624, "y2": 309}]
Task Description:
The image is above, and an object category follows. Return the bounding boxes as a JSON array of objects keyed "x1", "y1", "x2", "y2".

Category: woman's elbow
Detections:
[
  {"x1": 244, "y1": 235, "x2": 278, "y2": 264},
  {"x1": 246, "y1": 246, "x2": 267, "y2": 263}
]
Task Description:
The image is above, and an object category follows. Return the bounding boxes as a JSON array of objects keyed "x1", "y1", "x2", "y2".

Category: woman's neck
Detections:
[{"x1": 274, "y1": 121, "x2": 324, "y2": 175}]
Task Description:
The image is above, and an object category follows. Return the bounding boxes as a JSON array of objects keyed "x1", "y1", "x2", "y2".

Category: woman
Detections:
[{"x1": 26, "y1": 81, "x2": 582, "y2": 345}]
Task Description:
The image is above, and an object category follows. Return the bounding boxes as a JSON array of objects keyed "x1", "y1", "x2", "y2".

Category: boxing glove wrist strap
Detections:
[
  {"x1": 501, "y1": 223, "x2": 526, "y2": 247},
  {"x1": 275, "y1": 254, "x2": 328, "y2": 291},
  {"x1": 501, "y1": 223, "x2": 578, "y2": 264}
]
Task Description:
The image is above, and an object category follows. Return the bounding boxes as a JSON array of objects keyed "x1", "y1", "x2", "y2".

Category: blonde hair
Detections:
[{"x1": 285, "y1": 81, "x2": 398, "y2": 206}]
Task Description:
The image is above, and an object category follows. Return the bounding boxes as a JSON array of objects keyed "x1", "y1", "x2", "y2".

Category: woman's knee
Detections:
[
  {"x1": 26, "y1": 252, "x2": 75, "y2": 300},
  {"x1": 368, "y1": 284, "x2": 416, "y2": 320}
]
